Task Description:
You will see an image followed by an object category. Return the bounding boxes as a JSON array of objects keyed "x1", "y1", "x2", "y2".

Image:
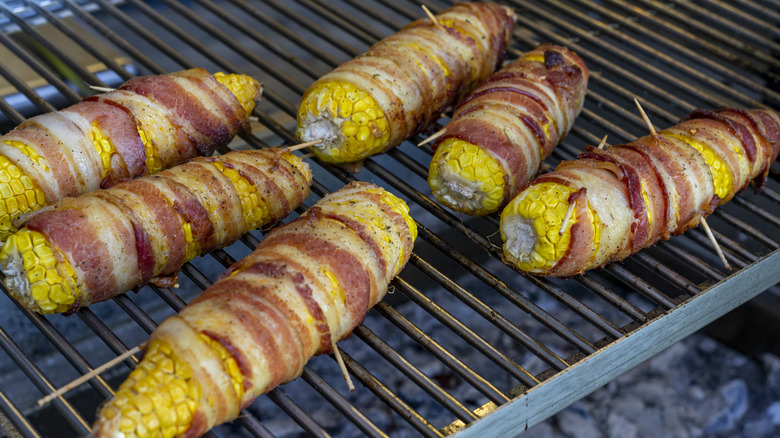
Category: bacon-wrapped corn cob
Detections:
[
  {"x1": 90, "y1": 181, "x2": 416, "y2": 438},
  {"x1": 0, "y1": 68, "x2": 261, "y2": 241},
  {"x1": 0, "y1": 149, "x2": 311, "y2": 314},
  {"x1": 429, "y1": 43, "x2": 588, "y2": 216},
  {"x1": 500, "y1": 108, "x2": 780, "y2": 277},
  {"x1": 297, "y1": 2, "x2": 515, "y2": 166}
]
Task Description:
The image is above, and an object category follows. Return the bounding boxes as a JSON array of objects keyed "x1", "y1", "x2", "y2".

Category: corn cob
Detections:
[
  {"x1": 429, "y1": 43, "x2": 589, "y2": 216},
  {"x1": 500, "y1": 108, "x2": 780, "y2": 277},
  {"x1": 90, "y1": 181, "x2": 416, "y2": 438},
  {"x1": 297, "y1": 2, "x2": 515, "y2": 166},
  {"x1": 0, "y1": 149, "x2": 311, "y2": 314},
  {"x1": 0, "y1": 69, "x2": 261, "y2": 242}
]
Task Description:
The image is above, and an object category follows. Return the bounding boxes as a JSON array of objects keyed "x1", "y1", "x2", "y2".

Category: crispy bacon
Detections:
[
  {"x1": 0, "y1": 68, "x2": 259, "y2": 235},
  {"x1": 502, "y1": 107, "x2": 780, "y2": 277},
  {"x1": 8, "y1": 149, "x2": 311, "y2": 312},
  {"x1": 91, "y1": 182, "x2": 416, "y2": 438},
  {"x1": 433, "y1": 43, "x2": 589, "y2": 210}
]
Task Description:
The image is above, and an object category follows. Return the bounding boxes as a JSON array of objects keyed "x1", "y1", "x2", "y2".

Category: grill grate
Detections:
[{"x1": 0, "y1": 0, "x2": 778, "y2": 437}]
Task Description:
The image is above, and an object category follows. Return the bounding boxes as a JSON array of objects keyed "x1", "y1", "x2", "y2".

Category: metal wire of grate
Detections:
[{"x1": 0, "y1": 0, "x2": 778, "y2": 437}]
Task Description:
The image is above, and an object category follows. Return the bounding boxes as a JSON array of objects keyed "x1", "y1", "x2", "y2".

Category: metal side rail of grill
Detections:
[{"x1": 0, "y1": 0, "x2": 778, "y2": 437}]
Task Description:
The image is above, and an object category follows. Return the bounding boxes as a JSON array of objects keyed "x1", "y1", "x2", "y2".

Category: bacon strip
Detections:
[
  {"x1": 502, "y1": 107, "x2": 780, "y2": 277},
  {"x1": 6, "y1": 149, "x2": 311, "y2": 312}
]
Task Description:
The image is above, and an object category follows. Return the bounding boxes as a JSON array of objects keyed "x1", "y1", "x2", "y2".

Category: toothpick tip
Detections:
[
  {"x1": 421, "y1": 4, "x2": 445, "y2": 32},
  {"x1": 634, "y1": 98, "x2": 657, "y2": 137},
  {"x1": 597, "y1": 134, "x2": 609, "y2": 150},
  {"x1": 283, "y1": 139, "x2": 323, "y2": 153},
  {"x1": 417, "y1": 128, "x2": 446, "y2": 147}
]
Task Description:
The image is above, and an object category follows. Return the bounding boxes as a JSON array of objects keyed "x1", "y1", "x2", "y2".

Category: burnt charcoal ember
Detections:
[{"x1": 523, "y1": 334, "x2": 780, "y2": 437}]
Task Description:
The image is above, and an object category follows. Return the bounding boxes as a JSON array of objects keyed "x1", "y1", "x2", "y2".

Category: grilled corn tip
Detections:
[
  {"x1": 297, "y1": 80, "x2": 390, "y2": 163},
  {"x1": 0, "y1": 153, "x2": 47, "y2": 241},
  {"x1": 428, "y1": 138, "x2": 507, "y2": 216},
  {"x1": 665, "y1": 132, "x2": 733, "y2": 201},
  {"x1": 0, "y1": 228, "x2": 82, "y2": 314},
  {"x1": 94, "y1": 339, "x2": 201, "y2": 438},
  {"x1": 214, "y1": 72, "x2": 262, "y2": 116},
  {"x1": 501, "y1": 182, "x2": 580, "y2": 272}
]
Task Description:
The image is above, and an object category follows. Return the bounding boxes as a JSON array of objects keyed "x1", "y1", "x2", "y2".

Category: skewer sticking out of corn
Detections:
[
  {"x1": 90, "y1": 181, "x2": 416, "y2": 438},
  {"x1": 500, "y1": 108, "x2": 780, "y2": 277},
  {"x1": 0, "y1": 68, "x2": 261, "y2": 241},
  {"x1": 297, "y1": 2, "x2": 516, "y2": 167},
  {"x1": 0, "y1": 149, "x2": 311, "y2": 314},
  {"x1": 428, "y1": 43, "x2": 589, "y2": 216}
]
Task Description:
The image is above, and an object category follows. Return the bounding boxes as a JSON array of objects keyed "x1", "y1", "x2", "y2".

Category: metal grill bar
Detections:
[
  {"x1": 0, "y1": 1, "x2": 777, "y2": 437},
  {"x1": 0, "y1": 326, "x2": 89, "y2": 434}
]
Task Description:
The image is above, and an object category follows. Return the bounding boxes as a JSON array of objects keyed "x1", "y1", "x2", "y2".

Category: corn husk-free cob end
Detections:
[
  {"x1": 296, "y1": 80, "x2": 390, "y2": 165},
  {"x1": 429, "y1": 138, "x2": 508, "y2": 216},
  {"x1": 500, "y1": 182, "x2": 591, "y2": 274},
  {"x1": 0, "y1": 228, "x2": 84, "y2": 314}
]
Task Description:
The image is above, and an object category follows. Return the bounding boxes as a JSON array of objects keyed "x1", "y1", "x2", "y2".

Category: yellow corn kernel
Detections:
[
  {"x1": 640, "y1": 179, "x2": 653, "y2": 230},
  {"x1": 0, "y1": 228, "x2": 82, "y2": 314},
  {"x1": 90, "y1": 122, "x2": 118, "y2": 176},
  {"x1": 429, "y1": 138, "x2": 506, "y2": 216},
  {"x1": 436, "y1": 20, "x2": 474, "y2": 81},
  {"x1": 406, "y1": 42, "x2": 452, "y2": 82},
  {"x1": 4, "y1": 140, "x2": 49, "y2": 171},
  {"x1": 213, "y1": 72, "x2": 262, "y2": 115},
  {"x1": 162, "y1": 196, "x2": 199, "y2": 262},
  {"x1": 199, "y1": 333, "x2": 244, "y2": 401},
  {"x1": 297, "y1": 80, "x2": 391, "y2": 163},
  {"x1": 138, "y1": 125, "x2": 162, "y2": 175},
  {"x1": 521, "y1": 52, "x2": 546, "y2": 64},
  {"x1": 95, "y1": 339, "x2": 200, "y2": 438},
  {"x1": 322, "y1": 268, "x2": 346, "y2": 304},
  {"x1": 381, "y1": 189, "x2": 417, "y2": 242},
  {"x1": 0, "y1": 153, "x2": 47, "y2": 240},
  {"x1": 665, "y1": 132, "x2": 732, "y2": 201},
  {"x1": 210, "y1": 160, "x2": 268, "y2": 231},
  {"x1": 501, "y1": 182, "x2": 599, "y2": 272}
]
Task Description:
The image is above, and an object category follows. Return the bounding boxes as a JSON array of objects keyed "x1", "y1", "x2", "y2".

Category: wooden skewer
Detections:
[
  {"x1": 331, "y1": 341, "x2": 355, "y2": 392},
  {"x1": 37, "y1": 346, "x2": 142, "y2": 407},
  {"x1": 700, "y1": 217, "x2": 731, "y2": 270},
  {"x1": 559, "y1": 201, "x2": 576, "y2": 236},
  {"x1": 418, "y1": 128, "x2": 446, "y2": 146},
  {"x1": 596, "y1": 134, "x2": 609, "y2": 150},
  {"x1": 299, "y1": 152, "x2": 315, "y2": 160},
  {"x1": 283, "y1": 139, "x2": 323, "y2": 152},
  {"x1": 633, "y1": 97, "x2": 730, "y2": 270},
  {"x1": 89, "y1": 85, "x2": 116, "y2": 93},
  {"x1": 634, "y1": 98, "x2": 657, "y2": 137},
  {"x1": 422, "y1": 4, "x2": 445, "y2": 33}
]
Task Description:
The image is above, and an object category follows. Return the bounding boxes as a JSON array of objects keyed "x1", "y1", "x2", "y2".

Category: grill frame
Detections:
[{"x1": 0, "y1": 0, "x2": 778, "y2": 437}]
